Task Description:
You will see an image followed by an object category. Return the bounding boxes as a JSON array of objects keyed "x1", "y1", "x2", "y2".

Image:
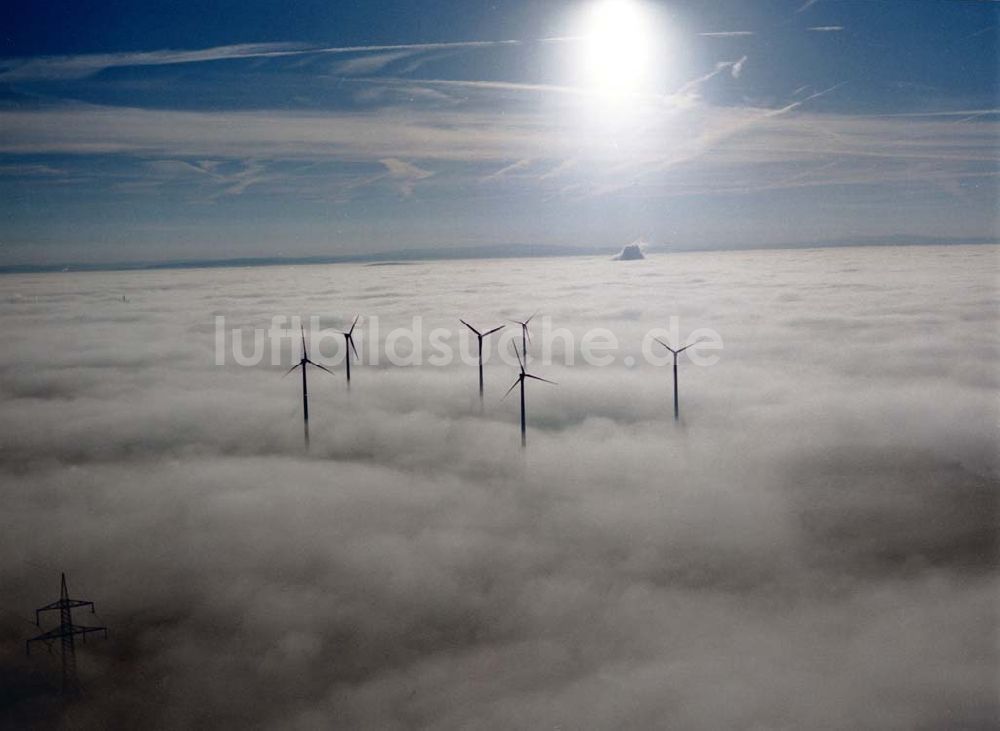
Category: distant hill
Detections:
[{"x1": 612, "y1": 243, "x2": 646, "y2": 261}]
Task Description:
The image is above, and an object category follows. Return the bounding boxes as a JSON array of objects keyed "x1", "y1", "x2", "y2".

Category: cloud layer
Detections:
[{"x1": 1, "y1": 245, "x2": 997, "y2": 727}]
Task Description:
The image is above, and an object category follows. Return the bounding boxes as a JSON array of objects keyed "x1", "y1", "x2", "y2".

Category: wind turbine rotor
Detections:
[
  {"x1": 460, "y1": 319, "x2": 482, "y2": 337},
  {"x1": 502, "y1": 376, "x2": 523, "y2": 400},
  {"x1": 524, "y1": 374, "x2": 556, "y2": 385},
  {"x1": 511, "y1": 343, "x2": 525, "y2": 372},
  {"x1": 654, "y1": 337, "x2": 678, "y2": 355},
  {"x1": 305, "y1": 359, "x2": 335, "y2": 376}
]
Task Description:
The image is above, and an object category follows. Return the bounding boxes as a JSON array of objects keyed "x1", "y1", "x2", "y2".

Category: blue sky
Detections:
[{"x1": 0, "y1": 0, "x2": 997, "y2": 264}]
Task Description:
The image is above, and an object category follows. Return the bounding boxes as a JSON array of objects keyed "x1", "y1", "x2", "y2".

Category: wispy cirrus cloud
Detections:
[
  {"x1": 136, "y1": 158, "x2": 279, "y2": 202},
  {"x1": 674, "y1": 57, "x2": 748, "y2": 100},
  {"x1": 0, "y1": 163, "x2": 68, "y2": 176},
  {"x1": 329, "y1": 51, "x2": 421, "y2": 77},
  {"x1": 763, "y1": 81, "x2": 845, "y2": 117},
  {"x1": 351, "y1": 57, "x2": 748, "y2": 108},
  {"x1": 0, "y1": 43, "x2": 310, "y2": 81},
  {"x1": 0, "y1": 90, "x2": 991, "y2": 178},
  {"x1": 808, "y1": 26, "x2": 845, "y2": 32},
  {"x1": 731, "y1": 56, "x2": 748, "y2": 79},
  {"x1": 0, "y1": 39, "x2": 525, "y2": 82},
  {"x1": 0, "y1": 34, "x2": 993, "y2": 213},
  {"x1": 348, "y1": 76, "x2": 600, "y2": 99},
  {"x1": 538, "y1": 158, "x2": 577, "y2": 181},
  {"x1": 379, "y1": 158, "x2": 434, "y2": 197},
  {"x1": 480, "y1": 158, "x2": 535, "y2": 183},
  {"x1": 865, "y1": 109, "x2": 999, "y2": 119}
]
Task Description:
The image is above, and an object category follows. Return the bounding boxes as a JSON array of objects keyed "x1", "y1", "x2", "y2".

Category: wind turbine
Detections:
[
  {"x1": 654, "y1": 338, "x2": 702, "y2": 421},
  {"x1": 340, "y1": 315, "x2": 360, "y2": 389},
  {"x1": 503, "y1": 344, "x2": 556, "y2": 447},
  {"x1": 509, "y1": 312, "x2": 537, "y2": 360},
  {"x1": 284, "y1": 325, "x2": 334, "y2": 446},
  {"x1": 460, "y1": 319, "x2": 504, "y2": 403}
]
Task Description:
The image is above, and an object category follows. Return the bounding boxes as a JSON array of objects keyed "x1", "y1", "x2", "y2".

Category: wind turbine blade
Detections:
[
  {"x1": 525, "y1": 325, "x2": 531, "y2": 344},
  {"x1": 347, "y1": 334, "x2": 359, "y2": 360},
  {"x1": 283, "y1": 363, "x2": 301, "y2": 377},
  {"x1": 483, "y1": 325, "x2": 504, "y2": 338},
  {"x1": 502, "y1": 378, "x2": 521, "y2": 400},
  {"x1": 301, "y1": 325, "x2": 308, "y2": 359},
  {"x1": 460, "y1": 319, "x2": 481, "y2": 337},
  {"x1": 676, "y1": 337, "x2": 707, "y2": 354},
  {"x1": 511, "y1": 343, "x2": 524, "y2": 370},
  {"x1": 525, "y1": 374, "x2": 557, "y2": 385},
  {"x1": 348, "y1": 315, "x2": 359, "y2": 335},
  {"x1": 525, "y1": 311, "x2": 537, "y2": 324},
  {"x1": 307, "y1": 360, "x2": 336, "y2": 376},
  {"x1": 654, "y1": 338, "x2": 678, "y2": 354}
]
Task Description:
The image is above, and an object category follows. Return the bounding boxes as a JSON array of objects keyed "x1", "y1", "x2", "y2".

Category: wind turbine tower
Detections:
[
  {"x1": 503, "y1": 344, "x2": 556, "y2": 447},
  {"x1": 510, "y1": 312, "x2": 537, "y2": 361},
  {"x1": 655, "y1": 338, "x2": 701, "y2": 421},
  {"x1": 340, "y1": 315, "x2": 360, "y2": 389},
  {"x1": 284, "y1": 325, "x2": 334, "y2": 446},
  {"x1": 460, "y1": 319, "x2": 504, "y2": 404}
]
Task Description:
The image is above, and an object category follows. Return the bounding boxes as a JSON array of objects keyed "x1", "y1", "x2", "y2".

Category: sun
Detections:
[{"x1": 581, "y1": 0, "x2": 654, "y2": 96}]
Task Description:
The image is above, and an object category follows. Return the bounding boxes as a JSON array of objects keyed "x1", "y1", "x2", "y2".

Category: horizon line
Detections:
[{"x1": 1, "y1": 237, "x2": 996, "y2": 275}]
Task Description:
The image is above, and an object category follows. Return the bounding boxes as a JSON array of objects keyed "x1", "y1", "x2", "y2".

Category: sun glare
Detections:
[{"x1": 581, "y1": 0, "x2": 654, "y2": 96}]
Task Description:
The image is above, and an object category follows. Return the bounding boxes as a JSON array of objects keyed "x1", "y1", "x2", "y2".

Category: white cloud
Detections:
[{"x1": 0, "y1": 246, "x2": 997, "y2": 726}]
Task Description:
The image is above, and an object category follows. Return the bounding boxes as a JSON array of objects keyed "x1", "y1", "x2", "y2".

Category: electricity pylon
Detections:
[{"x1": 26, "y1": 573, "x2": 108, "y2": 695}]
